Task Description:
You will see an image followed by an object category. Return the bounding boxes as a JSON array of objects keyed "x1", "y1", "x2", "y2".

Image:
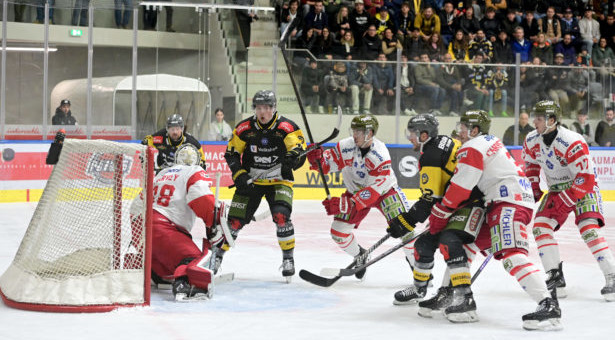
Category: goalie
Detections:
[{"x1": 150, "y1": 144, "x2": 226, "y2": 301}]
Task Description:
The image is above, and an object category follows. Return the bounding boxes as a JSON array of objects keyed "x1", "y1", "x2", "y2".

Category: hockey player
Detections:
[
  {"x1": 221, "y1": 90, "x2": 307, "y2": 281},
  {"x1": 141, "y1": 113, "x2": 206, "y2": 171},
  {"x1": 307, "y1": 114, "x2": 412, "y2": 280},
  {"x1": 428, "y1": 110, "x2": 561, "y2": 330},
  {"x1": 150, "y1": 144, "x2": 222, "y2": 301},
  {"x1": 523, "y1": 100, "x2": 615, "y2": 301},
  {"x1": 386, "y1": 113, "x2": 484, "y2": 309}
]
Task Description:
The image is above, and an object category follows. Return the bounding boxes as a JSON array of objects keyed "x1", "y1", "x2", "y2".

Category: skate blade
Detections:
[
  {"x1": 602, "y1": 292, "x2": 615, "y2": 302},
  {"x1": 152, "y1": 282, "x2": 173, "y2": 291},
  {"x1": 555, "y1": 287, "x2": 567, "y2": 299},
  {"x1": 285, "y1": 276, "x2": 293, "y2": 284},
  {"x1": 393, "y1": 298, "x2": 422, "y2": 306},
  {"x1": 445, "y1": 311, "x2": 479, "y2": 323},
  {"x1": 522, "y1": 318, "x2": 563, "y2": 331},
  {"x1": 417, "y1": 307, "x2": 439, "y2": 318},
  {"x1": 174, "y1": 292, "x2": 210, "y2": 302}
]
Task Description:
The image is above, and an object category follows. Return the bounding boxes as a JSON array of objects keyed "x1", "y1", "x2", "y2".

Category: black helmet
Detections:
[
  {"x1": 531, "y1": 100, "x2": 562, "y2": 122},
  {"x1": 351, "y1": 114, "x2": 379, "y2": 135},
  {"x1": 407, "y1": 113, "x2": 439, "y2": 139},
  {"x1": 252, "y1": 90, "x2": 276, "y2": 109},
  {"x1": 460, "y1": 110, "x2": 491, "y2": 134},
  {"x1": 166, "y1": 114, "x2": 184, "y2": 130}
]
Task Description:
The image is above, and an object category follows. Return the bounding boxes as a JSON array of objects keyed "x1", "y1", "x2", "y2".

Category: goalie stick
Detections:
[{"x1": 298, "y1": 233, "x2": 391, "y2": 287}]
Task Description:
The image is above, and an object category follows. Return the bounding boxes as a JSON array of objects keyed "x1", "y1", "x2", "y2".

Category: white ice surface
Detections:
[{"x1": 1, "y1": 200, "x2": 615, "y2": 340}]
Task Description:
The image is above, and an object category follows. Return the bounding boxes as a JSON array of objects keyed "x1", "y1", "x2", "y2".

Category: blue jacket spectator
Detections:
[
  {"x1": 554, "y1": 34, "x2": 577, "y2": 65},
  {"x1": 511, "y1": 27, "x2": 532, "y2": 62}
]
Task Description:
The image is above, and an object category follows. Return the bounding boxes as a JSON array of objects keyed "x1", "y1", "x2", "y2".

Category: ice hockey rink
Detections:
[{"x1": 1, "y1": 200, "x2": 614, "y2": 340}]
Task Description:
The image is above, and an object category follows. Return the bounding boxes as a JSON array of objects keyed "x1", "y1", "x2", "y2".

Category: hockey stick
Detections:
[
  {"x1": 298, "y1": 233, "x2": 391, "y2": 287},
  {"x1": 470, "y1": 252, "x2": 493, "y2": 284},
  {"x1": 279, "y1": 25, "x2": 334, "y2": 199},
  {"x1": 320, "y1": 229, "x2": 428, "y2": 277}
]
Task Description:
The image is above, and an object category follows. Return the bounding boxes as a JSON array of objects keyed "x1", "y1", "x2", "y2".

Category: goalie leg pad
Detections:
[{"x1": 186, "y1": 253, "x2": 214, "y2": 290}]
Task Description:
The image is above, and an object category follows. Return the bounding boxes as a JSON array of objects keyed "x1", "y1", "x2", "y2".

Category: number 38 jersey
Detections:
[{"x1": 152, "y1": 164, "x2": 215, "y2": 233}]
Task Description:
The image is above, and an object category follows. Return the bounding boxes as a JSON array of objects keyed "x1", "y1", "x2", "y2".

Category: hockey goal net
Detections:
[{"x1": 0, "y1": 140, "x2": 154, "y2": 312}]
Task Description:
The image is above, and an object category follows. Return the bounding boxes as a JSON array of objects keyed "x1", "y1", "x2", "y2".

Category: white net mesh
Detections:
[{"x1": 0, "y1": 140, "x2": 152, "y2": 310}]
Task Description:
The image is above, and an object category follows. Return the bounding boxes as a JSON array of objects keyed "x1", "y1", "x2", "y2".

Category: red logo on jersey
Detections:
[
  {"x1": 278, "y1": 121, "x2": 294, "y2": 134},
  {"x1": 364, "y1": 158, "x2": 375, "y2": 170},
  {"x1": 236, "y1": 121, "x2": 251, "y2": 135},
  {"x1": 486, "y1": 140, "x2": 504, "y2": 156},
  {"x1": 152, "y1": 136, "x2": 163, "y2": 144}
]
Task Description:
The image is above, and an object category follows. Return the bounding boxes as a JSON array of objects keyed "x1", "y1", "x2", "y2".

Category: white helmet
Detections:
[{"x1": 175, "y1": 144, "x2": 200, "y2": 166}]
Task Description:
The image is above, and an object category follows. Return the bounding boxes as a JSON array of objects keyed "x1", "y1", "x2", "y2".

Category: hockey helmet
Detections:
[
  {"x1": 175, "y1": 144, "x2": 200, "y2": 166},
  {"x1": 407, "y1": 113, "x2": 439, "y2": 139},
  {"x1": 459, "y1": 110, "x2": 491, "y2": 135},
  {"x1": 166, "y1": 114, "x2": 185, "y2": 130},
  {"x1": 531, "y1": 100, "x2": 562, "y2": 122},
  {"x1": 350, "y1": 114, "x2": 379, "y2": 135},
  {"x1": 252, "y1": 90, "x2": 277, "y2": 109}
]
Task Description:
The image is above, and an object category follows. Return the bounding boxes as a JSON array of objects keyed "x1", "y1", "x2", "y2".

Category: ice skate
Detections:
[
  {"x1": 418, "y1": 286, "x2": 453, "y2": 318},
  {"x1": 172, "y1": 276, "x2": 212, "y2": 302},
  {"x1": 211, "y1": 252, "x2": 224, "y2": 275},
  {"x1": 444, "y1": 288, "x2": 479, "y2": 323},
  {"x1": 393, "y1": 284, "x2": 427, "y2": 305},
  {"x1": 522, "y1": 297, "x2": 562, "y2": 331},
  {"x1": 280, "y1": 257, "x2": 295, "y2": 283},
  {"x1": 354, "y1": 247, "x2": 369, "y2": 280},
  {"x1": 601, "y1": 273, "x2": 615, "y2": 302},
  {"x1": 546, "y1": 262, "x2": 567, "y2": 298}
]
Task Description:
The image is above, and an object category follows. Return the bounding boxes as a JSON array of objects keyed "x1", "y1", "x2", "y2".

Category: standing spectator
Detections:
[
  {"x1": 35, "y1": 0, "x2": 55, "y2": 24},
  {"x1": 465, "y1": 53, "x2": 490, "y2": 111},
  {"x1": 349, "y1": 0, "x2": 371, "y2": 47},
  {"x1": 480, "y1": 7, "x2": 501, "y2": 43},
  {"x1": 579, "y1": 7, "x2": 601, "y2": 55},
  {"x1": 595, "y1": 107, "x2": 615, "y2": 146},
  {"x1": 396, "y1": 1, "x2": 416, "y2": 43},
  {"x1": 414, "y1": 52, "x2": 446, "y2": 111},
  {"x1": 554, "y1": 33, "x2": 578, "y2": 65},
  {"x1": 362, "y1": 24, "x2": 383, "y2": 59},
  {"x1": 398, "y1": 53, "x2": 417, "y2": 115},
  {"x1": 493, "y1": 30, "x2": 513, "y2": 63},
  {"x1": 13, "y1": 1, "x2": 26, "y2": 22},
  {"x1": 423, "y1": 32, "x2": 446, "y2": 61},
  {"x1": 531, "y1": 32, "x2": 553, "y2": 64},
  {"x1": 304, "y1": 0, "x2": 328, "y2": 36},
  {"x1": 236, "y1": 4, "x2": 258, "y2": 63},
  {"x1": 349, "y1": 61, "x2": 376, "y2": 114},
  {"x1": 72, "y1": 0, "x2": 89, "y2": 27},
  {"x1": 114, "y1": 0, "x2": 132, "y2": 29},
  {"x1": 281, "y1": 0, "x2": 304, "y2": 39},
  {"x1": 456, "y1": 6, "x2": 480, "y2": 39},
  {"x1": 487, "y1": 66, "x2": 509, "y2": 116},
  {"x1": 415, "y1": 6, "x2": 441, "y2": 42},
  {"x1": 143, "y1": 0, "x2": 174, "y2": 32},
  {"x1": 301, "y1": 59, "x2": 325, "y2": 114},
  {"x1": 560, "y1": 7, "x2": 580, "y2": 47},
  {"x1": 469, "y1": 29, "x2": 494, "y2": 61},
  {"x1": 324, "y1": 61, "x2": 349, "y2": 113},
  {"x1": 502, "y1": 111, "x2": 534, "y2": 145},
  {"x1": 381, "y1": 27, "x2": 402, "y2": 60},
  {"x1": 439, "y1": 1, "x2": 457, "y2": 46},
  {"x1": 437, "y1": 53, "x2": 465, "y2": 115},
  {"x1": 372, "y1": 53, "x2": 396, "y2": 115},
  {"x1": 52, "y1": 99, "x2": 77, "y2": 125},
  {"x1": 546, "y1": 53, "x2": 571, "y2": 110},
  {"x1": 373, "y1": 6, "x2": 396, "y2": 37},
  {"x1": 520, "y1": 10, "x2": 540, "y2": 42},
  {"x1": 538, "y1": 7, "x2": 561, "y2": 44},
  {"x1": 571, "y1": 110, "x2": 594, "y2": 145},
  {"x1": 404, "y1": 27, "x2": 424, "y2": 61},
  {"x1": 511, "y1": 26, "x2": 532, "y2": 62},
  {"x1": 208, "y1": 108, "x2": 233, "y2": 142},
  {"x1": 448, "y1": 29, "x2": 471, "y2": 61}
]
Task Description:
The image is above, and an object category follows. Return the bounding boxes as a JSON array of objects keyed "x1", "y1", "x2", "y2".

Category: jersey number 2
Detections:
[{"x1": 153, "y1": 184, "x2": 175, "y2": 207}]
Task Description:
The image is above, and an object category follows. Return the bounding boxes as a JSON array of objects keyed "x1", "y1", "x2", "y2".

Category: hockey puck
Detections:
[{"x1": 1, "y1": 148, "x2": 15, "y2": 162}]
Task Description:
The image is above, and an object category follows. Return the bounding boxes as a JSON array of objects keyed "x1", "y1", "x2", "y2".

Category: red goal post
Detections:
[{"x1": 0, "y1": 140, "x2": 154, "y2": 312}]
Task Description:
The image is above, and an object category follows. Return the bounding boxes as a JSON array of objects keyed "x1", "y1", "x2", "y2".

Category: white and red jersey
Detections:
[
  {"x1": 321, "y1": 137, "x2": 397, "y2": 209},
  {"x1": 152, "y1": 164, "x2": 215, "y2": 233},
  {"x1": 442, "y1": 134, "x2": 535, "y2": 209},
  {"x1": 523, "y1": 127, "x2": 596, "y2": 198}
]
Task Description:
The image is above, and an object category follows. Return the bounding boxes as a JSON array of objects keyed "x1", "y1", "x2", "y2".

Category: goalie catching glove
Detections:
[
  {"x1": 387, "y1": 213, "x2": 415, "y2": 238},
  {"x1": 428, "y1": 202, "x2": 455, "y2": 235}
]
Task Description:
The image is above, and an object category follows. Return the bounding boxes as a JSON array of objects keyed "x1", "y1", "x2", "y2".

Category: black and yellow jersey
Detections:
[
  {"x1": 141, "y1": 129, "x2": 205, "y2": 170},
  {"x1": 404, "y1": 135, "x2": 460, "y2": 226},
  {"x1": 224, "y1": 113, "x2": 307, "y2": 186}
]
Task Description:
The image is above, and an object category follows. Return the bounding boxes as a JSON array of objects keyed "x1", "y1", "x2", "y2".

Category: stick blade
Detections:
[
  {"x1": 298, "y1": 269, "x2": 338, "y2": 287},
  {"x1": 319, "y1": 268, "x2": 342, "y2": 277}
]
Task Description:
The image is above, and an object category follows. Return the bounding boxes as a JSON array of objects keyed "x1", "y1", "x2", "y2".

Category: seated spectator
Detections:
[
  {"x1": 281, "y1": 0, "x2": 304, "y2": 39},
  {"x1": 493, "y1": 30, "x2": 513, "y2": 64},
  {"x1": 323, "y1": 0, "x2": 342, "y2": 29},
  {"x1": 381, "y1": 28, "x2": 402, "y2": 61},
  {"x1": 520, "y1": 10, "x2": 540, "y2": 42},
  {"x1": 559, "y1": 7, "x2": 580, "y2": 47},
  {"x1": 571, "y1": 110, "x2": 594, "y2": 145},
  {"x1": 465, "y1": 53, "x2": 490, "y2": 111},
  {"x1": 349, "y1": 61, "x2": 375, "y2": 114},
  {"x1": 52, "y1": 99, "x2": 77, "y2": 125},
  {"x1": 304, "y1": 0, "x2": 328, "y2": 36},
  {"x1": 436, "y1": 53, "x2": 465, "y2": 116},
  {"x1": 519, "y1": 59, "x2": 545, "y2": 110},
  {"x1": 502, "y1": 111, "x2": 534, "y2": 145},
  {"x1": 485, "y1": 0, "x2": 506, "y2": 20},
  {"x1": 312, "y1": 27, "x2": 335, "y2": 58},
  {"x1": 439, "y1": 1, "x2": 457, "y2": 47},
  {"x1": 372, "y1": 53, "x2": 396, "y2": 115},
  {"x1": 415, "y1": 6, "x2": 441, "y2": 42},
  {"x1": 487, "y1": 66, "x2": 509, "y2": 117},
  {"x1": 331, "y1": 5, "x2": 350, "y2": 39},
  {"x1": 362, "y1": 25, "x2": 383, "y2": 60},
  {"x1": 332, "y1": 30, "x2": 356, "y2": 58},
  {"x1": 599, "y1": 14, "x2": 615, "y2": 50},
  {"x1": 595, "y1": 107, "x2": 615, "y2": 146},
  {"x1": 324, "y1": 61, "x2": 349, "y2": 114},
  {"x1": 500, "y1": 9, "x2": 520, "y2": 38},
  {"x1": 480, "y1": 7, "x2": 501, "y2": 43},
  {"x1": 469, "y1": 29, "x2": 494, "y2": 61},
  {"x1": 373, "y1": 6, "x2": 396, "y2": 37},
  {"x1": 397, "y1": 1, "x2": 416, "y2": 43},
  {"x1": 554, "y1": 33, "x2": 578, "y2": 65},
  {"x1": 538, "y1": 6, "x2": 562, "y2": 44},
  {"x1": 511, "y1": 26, "x2": 532, "y2": 63},
  {"x1": 579, "y1": 7, "x2": 600, "y2": 55},
  {"x1": 568, "y1": 64, "x2": 603, "y2": 113},
  {"x1": 403, "y1": 27, "x2": 423, "y2": 61},
  {"x1": 448, "y1": 29, "x2": 470, "y2": 62},
  {"x1": 414, "y1": 52, "x2": 446, "y2": 111},
  {"x1": 531, "y1": 32, "x2": 553, "y2": 65},
  {"x1": 398, "y1": 53, "x2": 417, "y2": 115},
  {"x1": 422, "y1": 32, "x2": 446, "y2": 61},
  {"x1": 296, "y1": 27, "x2": 316, "y2": 50},
  {"x1": 546, "y1": 53, "x2": 571, "y2": 111},
  {"x1": 300, "y1": 59, "x2": 325, "y2": 113},
  {"x1": 208, "y1": 108, "x2": 233, "y2": 141},
  {"x1": 456, "y1": 6, "x2": 480, "y2": 39}
]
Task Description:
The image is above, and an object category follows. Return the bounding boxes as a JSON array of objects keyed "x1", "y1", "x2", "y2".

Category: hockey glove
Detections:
[
  {"x1": 233, "y1": 171, "x2": 254, "y2": 191},
  {"x1": 282, "y1": 148, "x2": 302, "y2": 178},
  {"x1": 322, "y1": 196, "x2": 352, "y2": 216},
  {"x1": 546, "y1": 189, "x2": 577, "y2": 216},
  {"x1": 532, "y1": 182, "x2": 543, "y2": 203},
  {"x1": 307, "y1": 145, "x2": 324, "y2": 169},
  {"x1": 54, "y1": 129, "x2": 66, "y2": 144},
  {"x1": 428, "y1": 203, "x2": 455, "y2": 235},
  {"x1": 387, "y1": 213, "x2": 415, "y2": 238}
]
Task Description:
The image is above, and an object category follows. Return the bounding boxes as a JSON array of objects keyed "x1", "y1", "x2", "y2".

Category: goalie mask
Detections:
[{"x1": 175, "y1": 144, "x2": 200, "y2": 166}]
